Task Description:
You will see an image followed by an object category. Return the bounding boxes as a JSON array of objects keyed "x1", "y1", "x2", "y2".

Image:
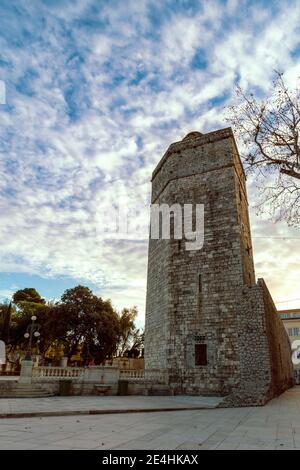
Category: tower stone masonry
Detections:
[{"x1": 144, "y1": 127, "x2": 293, "y2": 406}]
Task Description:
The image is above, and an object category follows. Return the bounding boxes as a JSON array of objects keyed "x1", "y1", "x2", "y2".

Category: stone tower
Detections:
[{"x1": 145, "y1": 127, "x2": 293, "y2": 406}]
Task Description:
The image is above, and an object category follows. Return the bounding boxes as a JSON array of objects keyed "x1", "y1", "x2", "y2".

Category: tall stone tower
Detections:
[{"x1": 145, "y1": 128, "x2": 293, "y2": 405}]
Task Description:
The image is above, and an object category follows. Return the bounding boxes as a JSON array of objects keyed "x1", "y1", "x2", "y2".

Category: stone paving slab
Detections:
[
  {"x1": 1, "y1": 388, "x2": 300, "y2": 449},
  {"x1": 0, "y1": 395, "x2": 224, "y2": 419}
]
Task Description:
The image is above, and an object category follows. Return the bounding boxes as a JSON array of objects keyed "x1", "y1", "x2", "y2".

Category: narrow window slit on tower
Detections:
[
  {"x1": 198, "y1": 273, "x2": 202, "y2": 314},
  {"x1": 198, "y1": 274, "x2": 202, "y2": 292}
]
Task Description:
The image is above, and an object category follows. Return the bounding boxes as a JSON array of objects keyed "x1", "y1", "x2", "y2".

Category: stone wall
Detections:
[
  {"x1": 258, "y1": 279, "x2": 293, "y2": 399},
  {"x1": 145, "y1": 128, "x2": 253, "y2": 393},
  {"x1": 223, "y1": 280, "x2": 293, "y2": 406},
  {"x1": 33, "y1": 366, "x2": 120, "y2": 396},
  {"x1": 144, "y1": 127, "x2": 293, "y2": 405},
  {"x1": 105, "y1": 357, "x2": 144, "y2": 370}
]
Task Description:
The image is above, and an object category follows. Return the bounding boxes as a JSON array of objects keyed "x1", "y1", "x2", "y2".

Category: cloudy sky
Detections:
[{"x1": 0, "y1": 0, "x2": 299, "y2": 326}]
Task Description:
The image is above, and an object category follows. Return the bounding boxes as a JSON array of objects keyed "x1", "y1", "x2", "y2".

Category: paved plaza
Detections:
[
  {"x1": 0, "y1": 387, "x2": 300, "y2": 449},
  {"x1": 0, "y1": 395, "x2": 222, "y2": 418}
]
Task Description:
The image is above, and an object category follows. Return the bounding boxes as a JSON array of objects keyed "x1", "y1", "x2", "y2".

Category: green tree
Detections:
[
  {"x1": 3, "y1": 285, "x2": 141, "y2": 365},
  {"x1": 13, "y1": 288, "x2": 45, "y2": 304},
  {"x1": 46, "y1": 286, "x2": 120, "y2": 364},
  {"x1": 82, "y1": 300, "x2": 120, "y2": 365},
  {"x1": 0, "y1": 302, "x2": 15, "y2": 343},
  {"x1": 8, "y1": 288, "x2": 47, "y2": 354}
]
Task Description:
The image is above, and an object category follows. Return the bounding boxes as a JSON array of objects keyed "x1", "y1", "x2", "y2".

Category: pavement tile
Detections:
[{"x1": 0, "y1": 386, "x2": 300, "y2": 449}]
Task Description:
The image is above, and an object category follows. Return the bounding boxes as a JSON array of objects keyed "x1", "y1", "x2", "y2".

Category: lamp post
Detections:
[{"x1": 24, "y1": 316, "x2": 40, "y2": 361}]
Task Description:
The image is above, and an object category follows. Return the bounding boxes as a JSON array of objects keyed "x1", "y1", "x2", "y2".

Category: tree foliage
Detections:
[
  {"x1": 226, "y1": 71, "x2": 300, "y2": 225},
  {"x1": 45, "y1": 286, "x2": 120, "y2": 363},
  {"x1": 5, "y1": 302, "x2": 45, "y2": 354},
  {"x1": 13, "y1": 288, "x2": 45, "y2": 305},
  {"x1": 116, "y1": 307, "x2": 137, "y2": 356},
  {"x1": 0, "y1": 302, "x2": 15, "y2": 343},
  {"x1": 1, "y1": 285, "x2": 143, "y2": 365}
]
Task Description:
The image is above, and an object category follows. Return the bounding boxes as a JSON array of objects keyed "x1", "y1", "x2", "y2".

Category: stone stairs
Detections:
[{"x1": 0, "y1": 381, "x2": 54, "y2": 398}]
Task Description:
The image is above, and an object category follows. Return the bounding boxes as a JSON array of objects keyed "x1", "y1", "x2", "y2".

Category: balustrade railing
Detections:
[
  {"x1": 32, "y1": 366, "x2": 85, "y2": 380},
  {"x1": 120, "y1": 369, "x2": 168, "y2": 384},
  {"x1": 32, "y1": 366, "x2": 168, "y2": 384}
]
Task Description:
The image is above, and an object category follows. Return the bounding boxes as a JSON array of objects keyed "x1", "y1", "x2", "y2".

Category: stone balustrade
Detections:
[
  {"x1": 31, "y1": 366, "x2": 120, "y2": 395},
  {"x1": 32, "y1": 366, "x2": 85, "y2": 380},
  {"x1": 31, "y1": 366, "x2": 168, "y2": 396},
  {"x1": 120, "y1": 369, "x2": 168, "y2": 384}
]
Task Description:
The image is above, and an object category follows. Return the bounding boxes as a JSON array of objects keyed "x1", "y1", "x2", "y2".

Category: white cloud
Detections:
[{"x1": 0, "y1": 0, "x2": 299, "y2": 322}]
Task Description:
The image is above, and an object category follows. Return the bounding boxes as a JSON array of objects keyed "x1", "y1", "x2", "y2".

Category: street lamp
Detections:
[{"x1": 24, "y1": 315, "x2": 41, "y2": 361}]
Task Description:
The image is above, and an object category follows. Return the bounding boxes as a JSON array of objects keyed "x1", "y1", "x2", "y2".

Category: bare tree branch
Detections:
[{"x1": 226, "y1": 71, "x2": 300, "y2": 226}]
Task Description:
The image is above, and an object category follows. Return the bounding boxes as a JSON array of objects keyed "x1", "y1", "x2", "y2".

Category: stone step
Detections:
[
  {"x1": 0, "y1": 391, "x2": 54, "y2": 398},
  {"x1": 0, "y1": 390, "x2": 50, "y2": 393},
  {"x1": 0, "y1": 381, "x2": 54, "y2": 398},
  {"x1": 0, "y1": 392, "x2": 54, "y2": 399}
]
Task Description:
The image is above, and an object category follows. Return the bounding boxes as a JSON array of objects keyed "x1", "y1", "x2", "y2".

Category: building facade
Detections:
[
  {"x1": 145, "y1": 127, "x2": 293, "y2": 406},
  {"x1": 279, "y1": 309, "x2": 300, "y2": 343},
  {"x1": 279, "y1": 309, "x2": 300, "y2": 382}
]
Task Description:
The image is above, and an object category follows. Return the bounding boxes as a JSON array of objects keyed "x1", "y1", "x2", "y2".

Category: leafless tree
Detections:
[{"x1": 226, "y1": 71, "x2": 300, "y2": 226}]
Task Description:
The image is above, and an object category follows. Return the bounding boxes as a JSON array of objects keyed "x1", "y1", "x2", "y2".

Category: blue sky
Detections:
[{"x1": 0, "y1": 0, "x2": 300, "y2": 324}]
